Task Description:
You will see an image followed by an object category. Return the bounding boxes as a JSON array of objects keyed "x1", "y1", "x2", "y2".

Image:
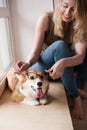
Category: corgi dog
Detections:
[{"x1": 7, "y1": 68, "x2": 49, "y2": 106}]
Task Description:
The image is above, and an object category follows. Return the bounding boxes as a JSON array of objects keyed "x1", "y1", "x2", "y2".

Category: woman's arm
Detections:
[
  {"x1": 46, "y1": 41, "x2": 87, "y2": 80},
  {"x1": 64, "y1": 41, "x2": 87, "y2": 67},
  {"x1": 26, "y1": 13, "x2": 49, "y2": 65},
  {"x1": 15, "y1": 13, "x2": 49, "y2": 72}
]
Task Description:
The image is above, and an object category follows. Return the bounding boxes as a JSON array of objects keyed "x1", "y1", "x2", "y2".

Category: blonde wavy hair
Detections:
[{"x1": 53, "y1": 0, "x2": 87, "y2": 43}]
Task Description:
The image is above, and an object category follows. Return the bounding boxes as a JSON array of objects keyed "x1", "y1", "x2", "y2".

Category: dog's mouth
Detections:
[{"x1": 31, "y1": 86, "x2": 44, "y2": 98}]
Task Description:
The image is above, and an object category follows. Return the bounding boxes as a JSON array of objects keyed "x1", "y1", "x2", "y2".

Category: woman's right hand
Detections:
[
  {"x1": 15, "y1": 60, "x2": 30, "y2": 72},
  {"x1": 45, "y1": 59, "x2": 65, "y2": 80}
]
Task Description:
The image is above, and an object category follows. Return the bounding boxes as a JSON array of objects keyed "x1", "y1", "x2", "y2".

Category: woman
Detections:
[{"x1": 15, "y1": 0, "x2": 87, "y2": 119}]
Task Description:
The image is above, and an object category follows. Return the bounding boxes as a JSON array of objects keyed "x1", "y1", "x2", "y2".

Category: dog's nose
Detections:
[{"x1": 37, "y1": 82, "x2": 42, "y2": 87}]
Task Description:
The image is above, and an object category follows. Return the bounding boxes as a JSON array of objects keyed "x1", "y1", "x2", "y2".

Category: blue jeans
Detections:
[
  {"x1": 69, "y1": 50, "x2": 87, "y2": 89},
  {"x1": 76, "y1": 55, "x2": 87, "y2": 89},
  {"x1": 31, "y1": 40, "x2": 79, "y2": 98}
]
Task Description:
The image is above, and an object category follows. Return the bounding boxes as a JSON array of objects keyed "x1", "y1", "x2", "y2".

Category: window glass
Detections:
[
  {"x1": 0, "y1": 0, "x2": 7, "y2": 7},
  {"x1": 0, "y1": 0, "x2": 15, "y2": 82}
]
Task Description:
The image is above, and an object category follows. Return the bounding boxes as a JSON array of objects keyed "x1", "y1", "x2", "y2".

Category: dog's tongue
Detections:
[{"x1": 36, "y1": 89, "x2": 44, "y2": 98}]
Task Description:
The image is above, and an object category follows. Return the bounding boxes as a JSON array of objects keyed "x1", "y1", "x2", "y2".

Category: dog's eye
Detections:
[
  {"x1": 30, "y1": 76, "x2": 35, "y2": 80},
  {"x1": 39, "y1": 75, "x2": 43, "y2": 79}
]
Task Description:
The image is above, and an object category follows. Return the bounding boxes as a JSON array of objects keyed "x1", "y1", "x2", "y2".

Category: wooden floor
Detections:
[
  {"x1": 72, "y1": 84, "x2": 87, "y2": 130},
  {"x1": 0, "y1": 79, "x2": 87, "y2": 130},
  {"x1": 0, "y1": 82, "x2": 73, "y2": 130}
]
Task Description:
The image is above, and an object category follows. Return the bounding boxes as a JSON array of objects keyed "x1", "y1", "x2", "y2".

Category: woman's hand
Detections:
[
  {"x1": 45, "y1": 59, "x2": 65, "y2": 80},
  {"x1": 15, "y1": 60, "x2": 30, "y2": 72}
]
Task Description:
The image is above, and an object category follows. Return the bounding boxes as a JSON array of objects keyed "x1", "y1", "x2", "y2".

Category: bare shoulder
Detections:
[
  {"x1": 39, "y1": 13, "x2": 49, "y2": 22},
  {"x1": 36, "y1": 13, "x2": 49, "y2": 32}
]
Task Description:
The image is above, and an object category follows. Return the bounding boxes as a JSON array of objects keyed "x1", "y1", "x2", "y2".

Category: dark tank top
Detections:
[
  {"x1": 42, "y1": 12, "x2": 73, "y2": 51},
  {"x1": 44, "y1": 12, "x2": 61, "y2": 47}
]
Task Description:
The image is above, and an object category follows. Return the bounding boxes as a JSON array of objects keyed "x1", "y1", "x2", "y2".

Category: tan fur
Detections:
[
  {"x1": 11, "y1": 89, "x2": 24, "y2": 102},
  {"x1": 7, "y1": 68, "x2": 18, "y2": 91},
  {"x1": 7, "y1": 67, "x2": 49, "y2": 105}
]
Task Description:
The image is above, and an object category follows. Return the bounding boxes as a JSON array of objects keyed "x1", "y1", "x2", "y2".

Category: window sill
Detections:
[
  {"x1": 0, "y1": 76, "x2": 6, "y2": 96},
  {"x1": 0, "y1": 63, "x2": 14, "y2": 96}
]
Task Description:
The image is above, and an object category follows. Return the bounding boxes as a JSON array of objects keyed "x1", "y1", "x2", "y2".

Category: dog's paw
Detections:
[
  {"x1": 21, "y1": 98, "x2": 40, "y2": 106},
  {"x1": 39, "y1": 98, "x2": 48, "y2": 105},
  {"x1": 30, "y1": 100, "x2": 40, "y2": 106}
]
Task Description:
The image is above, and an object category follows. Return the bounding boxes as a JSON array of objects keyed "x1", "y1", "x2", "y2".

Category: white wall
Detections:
[{"x1": 9, "y1": 0, "x2": 53, "y2": 61}]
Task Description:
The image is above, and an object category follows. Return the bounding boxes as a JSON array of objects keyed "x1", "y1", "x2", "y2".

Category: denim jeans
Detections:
[
  {"x1": 31, "y1": 40, "x2": 79, "y2": 98},
  {"x1": 76, "y1": 55, "x2": 87, "y2": 89}
]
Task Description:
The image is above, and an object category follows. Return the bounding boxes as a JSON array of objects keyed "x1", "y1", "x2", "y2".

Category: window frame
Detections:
[{"x1": 0, "y1": 0, "x2": 15, "y2": 83}]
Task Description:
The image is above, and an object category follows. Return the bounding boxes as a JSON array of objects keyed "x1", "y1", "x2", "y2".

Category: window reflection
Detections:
[{"x1": 0, "y1": 0, "x2": 7, "y2": 8}]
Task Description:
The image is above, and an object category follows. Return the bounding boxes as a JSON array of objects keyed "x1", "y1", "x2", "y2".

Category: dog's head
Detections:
[{"x1": 14, "y1": 69, "x2": 49, "y2": 99}]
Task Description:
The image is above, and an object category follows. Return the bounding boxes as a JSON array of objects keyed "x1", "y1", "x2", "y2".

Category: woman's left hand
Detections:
[
  {"x1": 15, "y1": 60, "x2": 30, "y2": 72},
  {"x1": 45, "y1": 59, "x2": 65, "y2": 80}
]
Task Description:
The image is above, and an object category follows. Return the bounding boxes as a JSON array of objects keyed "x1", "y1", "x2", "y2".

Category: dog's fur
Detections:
[{"x1": 7, "y1": 68, "x2": 49, "y2": 106}]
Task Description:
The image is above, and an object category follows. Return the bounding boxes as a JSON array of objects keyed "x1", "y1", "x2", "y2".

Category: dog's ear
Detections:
[{"x1": 14, "y1": 72, "x2": 24, "y2": 81}]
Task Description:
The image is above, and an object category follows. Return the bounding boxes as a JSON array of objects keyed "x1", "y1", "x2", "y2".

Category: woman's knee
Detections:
[
  {"x1": 53, "y1": 40, "x2": 69, "y2": 51},
  {"x1": 53, "y1": 40, "x2": 70, "y2": 59}
]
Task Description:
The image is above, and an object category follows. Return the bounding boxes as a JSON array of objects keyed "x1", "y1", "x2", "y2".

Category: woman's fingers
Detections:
[
  {"x1": 20, "y1": 63, "x2": 30, "y2": 71},
  {"x1": 15, "y1": 61, "x2": 30, "y2": 72}
]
